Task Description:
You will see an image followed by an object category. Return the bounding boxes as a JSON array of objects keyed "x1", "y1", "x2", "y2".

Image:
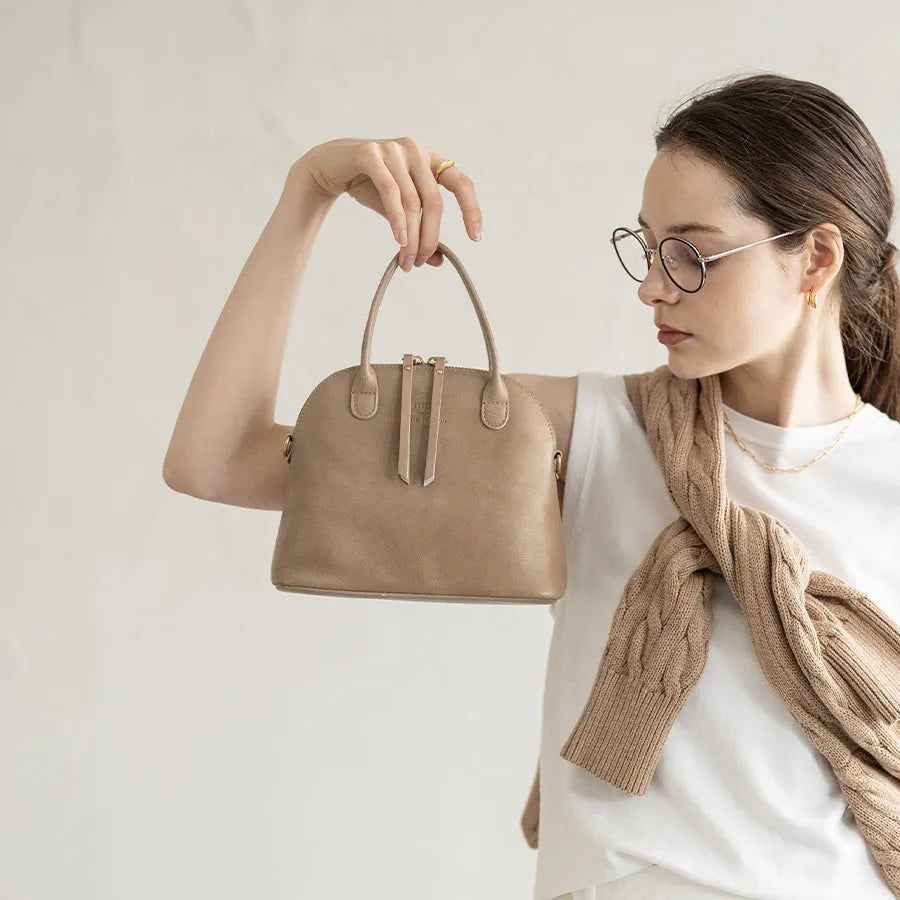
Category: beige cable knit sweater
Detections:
[{"x1": 523, "y1": 364, "x2": 900, "y2": 897}]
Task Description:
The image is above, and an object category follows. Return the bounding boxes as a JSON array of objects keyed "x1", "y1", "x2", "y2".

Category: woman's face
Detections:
[{"x1": 635, "y1": 149, "x2": 816, "y2": 381}]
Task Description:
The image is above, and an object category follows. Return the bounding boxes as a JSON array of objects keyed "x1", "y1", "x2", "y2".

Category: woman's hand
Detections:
[{"x1": 291, "y1": 137, "x2": 483, "y2": 271}]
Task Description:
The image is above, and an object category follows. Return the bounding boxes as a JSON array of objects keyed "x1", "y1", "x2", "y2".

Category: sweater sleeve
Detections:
[{"x1": 558, "y1": 516, "x2": 718, "y2": 794}]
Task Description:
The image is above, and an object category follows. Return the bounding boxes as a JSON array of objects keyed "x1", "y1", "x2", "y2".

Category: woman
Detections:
[{"x1": 162, "y1": 72, "x2": 900, "y2": 899}]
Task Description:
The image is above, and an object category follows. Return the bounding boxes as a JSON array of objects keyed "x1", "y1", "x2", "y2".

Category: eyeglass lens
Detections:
[{"x1": 612, "y1": 229, "x2": 704, "y2": 292}]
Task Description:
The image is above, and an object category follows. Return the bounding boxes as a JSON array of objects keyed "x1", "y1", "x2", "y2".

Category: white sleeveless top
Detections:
[{"x1": 533, "y1": 369, "x2": 900, "y2": 900}]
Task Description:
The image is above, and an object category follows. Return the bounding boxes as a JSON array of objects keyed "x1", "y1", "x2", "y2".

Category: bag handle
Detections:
[{"x1": 350, "y1": 241, "x2": 510, "y2": 429}]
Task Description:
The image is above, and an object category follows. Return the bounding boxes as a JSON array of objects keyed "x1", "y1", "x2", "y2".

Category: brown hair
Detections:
[{"x1": 653, "y1": 72, "x2": 899, "y2": 421}]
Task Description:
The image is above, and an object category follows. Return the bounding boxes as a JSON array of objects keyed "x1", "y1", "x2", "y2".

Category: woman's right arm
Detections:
[
  {"x1": 162, "y1": 139, "x2": 484, "y2": 509},
  {"x1": 161, "y1": 162, "x2": 339, "y2": 506}
]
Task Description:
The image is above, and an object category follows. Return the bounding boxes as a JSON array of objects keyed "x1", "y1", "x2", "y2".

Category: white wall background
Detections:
[{"x1": 3, "y1": 1, "x2": 898, "y2": 898}]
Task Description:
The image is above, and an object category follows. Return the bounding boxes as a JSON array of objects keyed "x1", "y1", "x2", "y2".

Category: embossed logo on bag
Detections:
[{"x1": 410, "y1": 400, "x2": 447, "y2": 424}]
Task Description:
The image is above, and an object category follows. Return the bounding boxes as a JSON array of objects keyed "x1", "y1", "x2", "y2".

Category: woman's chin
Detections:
[
  {"x1": 664, "y1": 355, "x2": 696, "y2": 378},
  {"x1": 664, "y1": 346, "x2": 718, "y2": 380}
]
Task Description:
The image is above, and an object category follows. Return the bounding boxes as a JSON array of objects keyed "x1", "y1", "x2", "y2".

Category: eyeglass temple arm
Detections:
[
  {"x1": 698, "y1": 228, "x2": 806, "y2": 262},
  {"x1": 612, "y1": 226, "x2": 804, "y2": 263}
]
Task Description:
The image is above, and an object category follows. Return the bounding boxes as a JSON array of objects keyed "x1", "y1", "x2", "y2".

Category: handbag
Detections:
[{"x1": 270, "y1": 240, "x2": 567, "y2": 604}]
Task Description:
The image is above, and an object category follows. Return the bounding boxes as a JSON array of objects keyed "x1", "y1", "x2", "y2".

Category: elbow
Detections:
[
  {"x1": 162, "y1": 458, "x2": 186, "y2": 494},
  {"x1": 162, "y1": 455, "x2": 201, "y2": 497},
  {"x1": 162, "y1": 455, "x2": 226, "y2": 502}
]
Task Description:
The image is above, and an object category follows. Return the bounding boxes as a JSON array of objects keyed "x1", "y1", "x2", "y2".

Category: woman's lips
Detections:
[{"x1": 657, "y1": 330, "x2": 693, "y2": 346}]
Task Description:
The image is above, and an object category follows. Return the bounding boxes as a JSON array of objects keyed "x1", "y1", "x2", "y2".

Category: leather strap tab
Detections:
[
  {"x1": 423, "y1": 356, "x2": 446, "y2": 487},
  {"x1": 398, "y1": 353, "x2": 415, "y2": 484}
]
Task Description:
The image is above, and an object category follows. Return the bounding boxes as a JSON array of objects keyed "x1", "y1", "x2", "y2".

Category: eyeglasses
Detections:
[{"x1": 611, "y1": 225, "x2": 807, "y2": 293}]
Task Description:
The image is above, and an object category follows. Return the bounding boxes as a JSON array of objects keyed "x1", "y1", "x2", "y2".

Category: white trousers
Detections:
[{"x1": 552, "y1": 864, "x2": 753, "y2": 899}]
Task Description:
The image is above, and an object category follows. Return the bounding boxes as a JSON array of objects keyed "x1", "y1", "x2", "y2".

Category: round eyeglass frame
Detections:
[{"x1": 611, "y1": 225, "x2": 807, "y2": 293}]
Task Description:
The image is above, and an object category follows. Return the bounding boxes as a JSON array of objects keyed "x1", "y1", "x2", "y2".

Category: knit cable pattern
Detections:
[{"x1": 558, "y1": 364, "x2": 900, "y2": 896}]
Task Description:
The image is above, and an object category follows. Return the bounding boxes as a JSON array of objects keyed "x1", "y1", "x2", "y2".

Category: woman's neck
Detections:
[{"x1": 717, "y1": 326, "x2": 858, "y2": 427}]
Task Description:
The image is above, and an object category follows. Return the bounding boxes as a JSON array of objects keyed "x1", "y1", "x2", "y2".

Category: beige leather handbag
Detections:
[{"x1": 270, "y1": 241, "x2": 567, "y2": 604}]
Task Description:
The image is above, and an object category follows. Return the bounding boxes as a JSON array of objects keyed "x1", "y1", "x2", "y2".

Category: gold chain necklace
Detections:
[{"x1": 722, "y1": 394, "x2": 864, "y2": 474}]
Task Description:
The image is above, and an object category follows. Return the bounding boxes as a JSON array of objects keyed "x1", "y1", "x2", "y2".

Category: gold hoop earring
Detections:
[{"x1": 806, "y1": 288, "x2": 817, "y2": 309}]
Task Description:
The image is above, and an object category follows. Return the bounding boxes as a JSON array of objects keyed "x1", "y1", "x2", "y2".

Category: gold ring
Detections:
[{"x1": 434, "y1": 159, "x2": 456, "y2": 182}]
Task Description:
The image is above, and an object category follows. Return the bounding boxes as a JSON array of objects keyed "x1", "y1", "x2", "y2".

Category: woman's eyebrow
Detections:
[{"x1": 637, "y1": 212, "x2": 725, "y2": 236}]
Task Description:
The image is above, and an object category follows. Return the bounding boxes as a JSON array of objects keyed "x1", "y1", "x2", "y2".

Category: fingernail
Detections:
[{"x1": 473, "y1": 223, "x2": 482, "y2": 241}]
